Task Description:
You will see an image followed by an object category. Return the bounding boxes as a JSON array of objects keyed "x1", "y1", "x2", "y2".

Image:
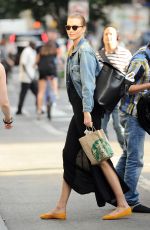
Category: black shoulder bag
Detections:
[{"x1": 94, "y1": 50, "x2": 131, "y2": 112}]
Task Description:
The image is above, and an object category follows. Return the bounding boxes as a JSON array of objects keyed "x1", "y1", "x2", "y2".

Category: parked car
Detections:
[{"x1": 2, "y1": 30, "x2": 48, "y2": 65}]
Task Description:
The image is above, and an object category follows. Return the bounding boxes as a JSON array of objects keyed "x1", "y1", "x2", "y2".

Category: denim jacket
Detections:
[{"x1": 66, "y1": 38, "x2": 102, "y2": 112}]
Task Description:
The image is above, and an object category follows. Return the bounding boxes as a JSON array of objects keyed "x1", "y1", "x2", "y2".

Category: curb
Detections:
[{"x1": 0, "y1": 215, "x2": 8, "y2": 230}]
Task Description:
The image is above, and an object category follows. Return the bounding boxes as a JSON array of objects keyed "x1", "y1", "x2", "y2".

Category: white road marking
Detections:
[
  {"x1": 139, "y1": 175, "x2": 150, "y2": 192},
  {"x1": 33, "y1": 119, "x2": 66, "y2": 135}
]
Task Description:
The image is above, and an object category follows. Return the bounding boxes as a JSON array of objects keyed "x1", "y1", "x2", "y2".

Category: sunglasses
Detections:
[{"x1": 65, "y1": 25, "x2": 83, "y2": 31}]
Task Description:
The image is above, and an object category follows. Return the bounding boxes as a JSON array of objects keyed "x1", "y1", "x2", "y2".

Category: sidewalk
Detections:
[
  {"x1": 0, "y1": 141, "x2": 150, "y2": 230},
  {"x1": 1, "y1": 66, "x2": 150, "y2": 230}
]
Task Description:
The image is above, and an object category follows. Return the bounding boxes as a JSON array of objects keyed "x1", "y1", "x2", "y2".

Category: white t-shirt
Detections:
[{"x1": 19, "y1": 46, "x2": 37, "y2": 83}]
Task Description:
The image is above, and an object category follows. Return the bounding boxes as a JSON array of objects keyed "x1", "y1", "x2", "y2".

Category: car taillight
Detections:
[
  {"x1": 41, "y1": 32, "x2": 48, "y2": 43},
  {"x1": 9, "y1": 34, "x2": 16, "y2": 43}
]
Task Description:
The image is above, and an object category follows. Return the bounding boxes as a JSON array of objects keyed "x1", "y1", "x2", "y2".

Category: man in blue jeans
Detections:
[{"x1": 116, "y1": 43, "x2": 150, "y2": 213}]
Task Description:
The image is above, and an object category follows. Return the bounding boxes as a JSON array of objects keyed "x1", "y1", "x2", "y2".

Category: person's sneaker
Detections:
[
  {"x1": 16, "y1": 111, "x2": 22, "y2": 115},
  {"x1": 132, "y1": 204, "x2": 150, "y2": 213}
]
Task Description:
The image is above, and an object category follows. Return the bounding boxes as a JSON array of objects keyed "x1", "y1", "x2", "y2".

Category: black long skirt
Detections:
[{"x1": 63, "y1": 81, "x2": 128, "y2": 207}]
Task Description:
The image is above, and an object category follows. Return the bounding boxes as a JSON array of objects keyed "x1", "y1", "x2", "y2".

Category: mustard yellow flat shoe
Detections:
[
  {"x1": 102, "y1": 207, "x2": 132, "y2": 220},
  {"x1": 40, "y1": 212, "x2": 66, "y2": 220}
]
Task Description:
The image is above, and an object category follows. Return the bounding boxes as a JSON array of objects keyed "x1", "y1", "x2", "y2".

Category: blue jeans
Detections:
[
  {"x1": 116, "y1": 112, "x2": 146, "y2": 205},
  {"x1": 101, "y1": 105, "x2": 124, "y2": 149},
  {"x1": 44, "y1": 80, "x2": 56, "y2": 104}
]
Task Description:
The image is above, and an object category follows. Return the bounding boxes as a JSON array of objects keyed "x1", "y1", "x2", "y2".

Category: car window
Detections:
[{"x1": 16, "y1": 35, "x2": 41, "y2": 42}]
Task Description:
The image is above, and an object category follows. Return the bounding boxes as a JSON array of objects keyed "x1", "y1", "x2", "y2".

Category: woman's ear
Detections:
[
  {"x1": 117, "y1": 34, "x2": 120, "y2": 41},
  {"x1": 83, "y1": 26, "x2": 86, "y2": 34}
]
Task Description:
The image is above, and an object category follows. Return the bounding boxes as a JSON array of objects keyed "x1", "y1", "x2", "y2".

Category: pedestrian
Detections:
[
  {"x1": 0, "y1": 38, "x2": 15, "y2": 81},
  {"x1": 36, "y1": 40, "x2": 58, "y2": 119},
  {"x1": 16, "y1": 41, "x2": 38, "y2": 115},
  {"x1": 116, "y1": 43, "x2": 150, "y2": 213},
  {"x1": 0, "y1": 63, "x2": 13, "y2": 129},
  {"x1": 40, "y1": 14, "x2": 132, "y2": 220},
  {"x1": 96, "y1": 25, "x2": 132, "y2": 149}
]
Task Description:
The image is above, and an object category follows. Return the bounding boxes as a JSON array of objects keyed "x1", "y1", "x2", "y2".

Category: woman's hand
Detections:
[
  {"x1": 3, "y1": 117, "x2": 13, "y2": 129},
  {"x1": 83, "y1": 112, "x2": 93, "y2": 128},
  {"x1": 4, "y1": 124, "x2": 13, "y2": 129}
]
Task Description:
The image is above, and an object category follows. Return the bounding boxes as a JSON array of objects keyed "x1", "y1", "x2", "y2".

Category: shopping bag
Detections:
[{"x1": 79, "y1": 128, "x2": 114, "y2": 165}]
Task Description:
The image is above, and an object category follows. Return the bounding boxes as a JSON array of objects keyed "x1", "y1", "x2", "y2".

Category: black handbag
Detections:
[{"x1": 94, "y1": 50, "x2": 131, "y2": 112}]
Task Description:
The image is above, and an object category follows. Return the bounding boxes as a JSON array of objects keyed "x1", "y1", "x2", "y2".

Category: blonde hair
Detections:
[{"x1": 67, "y1": 14, "x2": 86, "y2": 27}]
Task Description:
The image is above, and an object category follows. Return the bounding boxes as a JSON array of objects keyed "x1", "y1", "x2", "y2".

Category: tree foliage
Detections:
[
  {"x1": 0, "y1": 0, "x2": 132, "y2": 20},
  {"x1": 0, "y1": 0, "x2": 133, "y2": 35},
  {"x1": 0, "y1": 0, "x2": 68, "y2": 19}
]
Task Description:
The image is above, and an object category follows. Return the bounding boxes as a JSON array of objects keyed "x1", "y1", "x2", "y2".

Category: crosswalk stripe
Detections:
[
  {"x1": 139, "y1": 175, "x2": 150, "y2": 192},
  {"x1": 33, "y1": 120, "x2": 66, "y2": 135}
]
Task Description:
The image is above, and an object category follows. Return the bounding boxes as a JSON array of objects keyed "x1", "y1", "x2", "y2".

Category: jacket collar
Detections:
[
  {"x1": 71, "y1": 38, "x2": 86, "y2": 54},
  {"x1": 145, "y1": 45, "x2": 150, "y2": 60},
  {"x1": 132, "y1": 45, "x2": 150, "y2": 61}
]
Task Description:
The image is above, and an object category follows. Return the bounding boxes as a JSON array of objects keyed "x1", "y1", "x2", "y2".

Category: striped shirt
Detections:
[
  {"x1": 96, "y1": 46, "x2": 132, "y2": 74},
  {"x1": 120, "y1": 46, "x2": 150, "y2": 116}
]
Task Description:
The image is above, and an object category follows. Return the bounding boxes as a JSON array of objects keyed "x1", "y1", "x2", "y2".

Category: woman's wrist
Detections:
[
  {"x1": 83, "y1": 111, "x2": 90, "y2": 114},
  {"x1": 3, "y1": 117, "x2": 13, "y2": 125}
]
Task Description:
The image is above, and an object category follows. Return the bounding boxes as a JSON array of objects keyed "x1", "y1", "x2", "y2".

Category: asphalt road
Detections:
[{"x1": 0, "y1": 67, "x2": 150, "y2": 230}]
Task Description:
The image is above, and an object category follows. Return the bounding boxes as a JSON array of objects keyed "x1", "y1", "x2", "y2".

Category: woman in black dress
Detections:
[{"x1": 40, "y1": 14, "x2": 132, "y2": 220}]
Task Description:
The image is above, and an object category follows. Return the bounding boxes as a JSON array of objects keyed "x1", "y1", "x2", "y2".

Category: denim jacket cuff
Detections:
[{"x1": 83, "y1": 107, "x2": 92, "y2": 112}]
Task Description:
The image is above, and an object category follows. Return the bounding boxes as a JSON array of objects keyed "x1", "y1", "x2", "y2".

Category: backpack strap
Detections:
[{"x1": 98, "y1": 49, "x2": 111, "y2": 64}]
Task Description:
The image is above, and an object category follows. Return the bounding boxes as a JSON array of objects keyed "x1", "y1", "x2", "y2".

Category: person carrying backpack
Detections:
[{"x1": 116, "y1": 43, "x2": 150, "y2": 213}]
